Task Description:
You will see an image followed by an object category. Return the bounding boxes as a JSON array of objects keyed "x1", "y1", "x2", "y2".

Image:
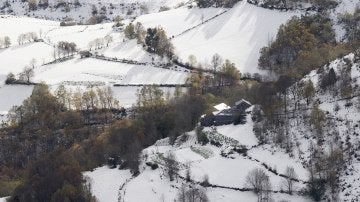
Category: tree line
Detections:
[
  {"x1": 0, "y1": 83, "x2": 211, "y2": 200},
  {"x1": 195, "y1": 0, "x2": 241, "y2": 8}
]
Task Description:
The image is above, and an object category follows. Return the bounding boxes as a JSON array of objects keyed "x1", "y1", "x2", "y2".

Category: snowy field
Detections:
[
  {"x1": 34, "y1": 58, "x2": 188, "y2": 85},
  {"x1": 44, "y1": 22, "x2": 121, "y2": 49},
  {"x1": 100, "y1": 40, "x2": 164, "y2": 63},
  {"x1": 83, "y1": 167, "x2": 132, "y2": 202},
  {"x1": 135, "y1": 7, "x2": 228, "y2": 37},
  {"x1": 0, "y1": 43, "x2": 55, "y2": 75},
  {"x1": 0, "y1": 15, "x2": 58, "y2": 44},
  {"x1": 138, "y1": 1, "x2": 299, "y2": 73}
]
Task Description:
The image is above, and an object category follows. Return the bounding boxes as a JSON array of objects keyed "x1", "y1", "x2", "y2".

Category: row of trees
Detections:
[
  {"x1": 245, "y1": 166, "x2": 298, "y2": 201},
  {"x1": 68, "y1": 85, "x2": 208, "y2": 176},
  {"x1": 0, "y1": 36, "x2": 11, "y2": 48},
  {"x1": 124, "y1": 22, "x2": 146, "y2": 44},
  {"x1": 195, "y1": 0, "x2": 240, "y2": 8},
  {"x1": 87, "y1": 35, "x2": 113, "y2": 50},
  {"x1": 176, "y1": 184, "x2": 209, "y2": 202},
  {"x1": 54, "y1": 85, "x2": 120, "y2": 111},
  {"x1": 5, "y1": 67, "x2": 34, "y2": 85},
  {"x1": 17, "y1": 32, "x2": 38, "y2": 45},
  {"x1": 185, "y1": 54, "x2": 241, "y2": 95},
  {"x1": 57, "y1": 41, "x2": 77, "y2": 57},
  {"x1": 249, "y1": 0, "x2": 338, "y2": 10}
]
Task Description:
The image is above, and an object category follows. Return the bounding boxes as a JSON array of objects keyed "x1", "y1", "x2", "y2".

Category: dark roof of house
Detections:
[{"x1": 234, "y1": 99, "x2": 251, "y2": 110}]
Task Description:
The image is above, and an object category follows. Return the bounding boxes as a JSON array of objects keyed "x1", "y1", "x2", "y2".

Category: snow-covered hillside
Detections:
[
  {"x1": 0, "y1": 15, "x2": 58, "y2": 43},
  {"x1": 85, "y1": 52, "x2": 360, "y2": 202},
  {"x1": 85, "y1": 106, "x2": 312, "y2": 202},
  {"x1": 0, "y1": 14, "x2": 189, "y2": 117},
  {"x1": 1, "y1": 0, "x2": 359, "y2": 200},
  {"x1": 137, "y1": 1, "x2": 299, "y2": 73},
  {"x1": 259, "y1": 52, "x2": 360, "y2": 201}
]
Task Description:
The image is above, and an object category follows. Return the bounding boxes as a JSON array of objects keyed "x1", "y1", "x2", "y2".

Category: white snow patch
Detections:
[{"x1": 83, "y1": 166, "x2": 132, "y2": 202}]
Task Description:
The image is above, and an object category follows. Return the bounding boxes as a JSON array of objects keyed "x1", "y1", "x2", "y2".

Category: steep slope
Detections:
[
  {"x1": 0, "y1": 42, "x2": 55, "y2": 75},
  {"x1": 0, "y1": 15, "x2": 58, "y2": 43},
  {"x1": 261, "y1": 52, "x2": 360, "y2": 201},
  {"x1": 137, "y1": 1, "x2": 299, "y2": 73},
  {"x1": 84, "y1": 52, "x2": 360, "y2": 202},
  {"x1": 85, "y1": 107, "x2": 311, "y2": 202},
  {"x1": 0, "y1": 15, "x2": 189, "y2": 115}
]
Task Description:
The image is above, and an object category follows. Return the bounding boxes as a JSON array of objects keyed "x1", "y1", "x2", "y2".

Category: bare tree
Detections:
[
  {"x1": 283, "y1": 166, "x2": 297, "y2": 194},
  {"x1": 104, "y1": 35, "x2": 113, "y2": 47},
  {"x1": 165, "y1": 151, "x2": 178, "y2": 181},
  {"x1": 246, "y1": 168, "x2": 272, "y2": 202},
  {"x1": 4, "y1": 36, "x2": 11, "y2": 48},
  {"x1": 188, "y1": 55, "x2": 197, "y2": 67},
  {"x1": 177, "y1": 184, "x2": 187, "y2": 202},
  {"x1": 55, "y1": 84, "x2": 69, "y2": 107},
  {"x1": 94, "y1": 38, "x2": 104, "y2": 49},
  {"x1": 30, "y1": 58, "x2": 37, "y2": 69},
  {"x1": 186, "y1": 187, "x2": 209, "y2": 202},
  {"x1": 176, "y1": 184, "x2": 209, "y2": 202},
  {"x1": 20, "y1": 66, "x2": 34, "y2": 84},
  {"x1": 211, "y1": 53, "x2": 223, "y2": 72}
]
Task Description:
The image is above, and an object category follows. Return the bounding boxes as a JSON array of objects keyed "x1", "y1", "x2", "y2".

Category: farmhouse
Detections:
[{"x1": 200, "y1": 99, "x2": 251, "y2": 126}]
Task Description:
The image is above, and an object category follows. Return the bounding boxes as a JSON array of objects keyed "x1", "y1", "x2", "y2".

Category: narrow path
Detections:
[
  {"x1": 170, "y1": 10, "x2": 229, "y2": 40},
  {"x1": 90, "y1": 55, "x2": 191, "y2": 73},
  {"x1": 209, "y1": 130, "x2": 307, "y2": 184},
  {"x1": 117, "y1": 176, "x2": 135, "y2": 202}
]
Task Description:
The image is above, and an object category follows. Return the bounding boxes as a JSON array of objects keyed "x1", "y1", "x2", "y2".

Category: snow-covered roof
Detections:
[
  {"x1": 212, "y1": 103, "x2": 230, "y2": 115},
  {"x1": 214, "y1": 103, "x2": 230, "y2": 111},
  {"x1": 235, "y1": 99, "x2": 251, "y2": 107}
]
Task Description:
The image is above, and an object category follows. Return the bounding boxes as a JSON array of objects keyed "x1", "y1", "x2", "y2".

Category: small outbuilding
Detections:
[
  {"x1": 34, "y1": 38, "x2": 44, "y2": 42},
  {"x1": 80, "y1": 50, "x2": 92, "y2": 58}
]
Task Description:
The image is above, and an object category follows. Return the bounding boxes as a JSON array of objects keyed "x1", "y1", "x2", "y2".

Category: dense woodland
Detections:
[{"x1": 0, "y1": 2, "x2": 359, "y2": 202}]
